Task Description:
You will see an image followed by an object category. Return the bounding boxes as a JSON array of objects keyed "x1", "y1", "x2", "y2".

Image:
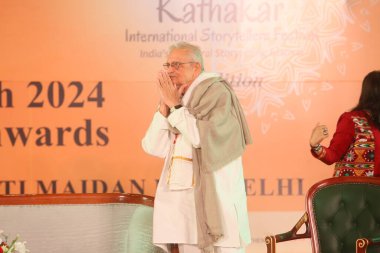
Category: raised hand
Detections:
[
  {"x1": 310, "y1": 123, "x2": 329, "y2": 147},
  {"x1": 157, "y1": 70, "x2": 185, "y2": 108}
]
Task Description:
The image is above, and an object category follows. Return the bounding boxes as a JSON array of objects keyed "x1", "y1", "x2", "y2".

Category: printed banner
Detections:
[{"x1": 1, "y1": 1, "x2": 379, "y2": 251}]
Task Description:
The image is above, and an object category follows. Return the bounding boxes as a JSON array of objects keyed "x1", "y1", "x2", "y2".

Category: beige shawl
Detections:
[{"x1": 186, "y1": 76, "x2": 252, "y2": 252}]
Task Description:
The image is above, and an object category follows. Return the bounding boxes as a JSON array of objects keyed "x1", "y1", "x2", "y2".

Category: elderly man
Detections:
[{"x1": 142, "y1": 42, "x2": 252, "y2": 253}]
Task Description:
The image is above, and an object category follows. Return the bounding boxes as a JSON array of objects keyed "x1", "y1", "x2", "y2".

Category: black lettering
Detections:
[
  {"x1": 20, "y1": 180, "x2": 25, "y2": 194},
  {"x1": 37, "y1": 180, "x2": 57, "y2": 194},
  {"x1": 0, "y1": 180, "x2": 16, "y2": 195},
  {"x1": 156, "y1": 0, "x2": 283, "y2": 24},
  {"x1": 27, "y1": 82, "x2": 44, "y2": 107},
  {"x1": 81, "y1": 180, "x2": 88, "y2": 193},
  {"x1": 57, "y1": 127, "x2": 72, "y2": 146},
  {"x1": 5, "y1": 127, "x2": 32, "y2": 146},
  {"x1": 157, "y1": 0, "x2": 181, "y2": 22},
  {"x1": 256, "y1": 3, "x2": 271, "y2": 22},
  {"x1": 278, "y1": 178, "x2": 293, "y2": 196},
  {"x1": 96, "y1": 127, "x2": 109, "y2": 146},
  {"x1": 297, "y1": 178, "x2": 304, "y2": 195},
  {"x1": 74, "y1": 119, "x2": 93, "y2": 146},
  {"x1": 63, "y1": 180, "x2": 75, "y2": 193},
  {"x1": 224, "y1": 3, "x2": 237, "y2": 22},
  {"x1": 209, "y1": 0, "x2": 221, "y2": 22},
  {"x1": 35, "y1": 127, "x2": 52, "y2": 146},
  {"x1": 130, "y1": 179, "x2": 145, "y2": 194},
  {"x1": 244, "y1": 178, "x2": 256, "y2": 196},
  {"x1": 92, "y1": 180, "x2": 107, "y2": 193},
  {"x1": 196, "y1": 0, "x2": 207, "y2": 22},
  {"x1": 47, "y1": 81, "x2": 65, "y2": 108},
  {"x1": 183, "y1": 3, "x2": 195, "y2": 23},
  {"x1": 260, "y1": 178, "x2": 274, "y2": 196},
  {"x1": 113, "y1": 180, "x2": 125, "y2": 193},
  {"x1": 87, "y1": 82, "x2": 104, "y2": 107},
  {"x1": 68, "y1": 82, "x2": 85, "y2": 107},
  {"x1": 0, "y1": 82, "x2": 13, "y2": 108}
]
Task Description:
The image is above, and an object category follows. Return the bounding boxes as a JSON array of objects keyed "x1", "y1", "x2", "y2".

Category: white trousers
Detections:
[{"x1": 178, "y1": 244, "x2": 245, "y2": 253}]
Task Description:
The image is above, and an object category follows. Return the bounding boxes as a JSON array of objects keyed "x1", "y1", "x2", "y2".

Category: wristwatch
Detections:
[{"x1": 170, "y1": 104, "x2": 183, "y2": 113}]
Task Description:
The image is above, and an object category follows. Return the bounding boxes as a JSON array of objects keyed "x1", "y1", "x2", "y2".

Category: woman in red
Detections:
[{"x1": 310, "y1": 70, "x2": 380, "y2": 177}]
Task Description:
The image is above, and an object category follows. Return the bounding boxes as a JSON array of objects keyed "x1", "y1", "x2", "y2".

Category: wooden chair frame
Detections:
[{"x1": 265, "y1": 177, "x2": 380, "y2": 253}]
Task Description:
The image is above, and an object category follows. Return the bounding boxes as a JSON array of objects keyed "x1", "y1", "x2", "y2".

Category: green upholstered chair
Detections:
[{"x1": 265, "y1": 177, "x2": 380, "y2": 253}]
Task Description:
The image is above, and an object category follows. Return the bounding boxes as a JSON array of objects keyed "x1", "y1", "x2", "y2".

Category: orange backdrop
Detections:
[{"x1": 1, "y1": 0, "x2": 379, "y2": 215}]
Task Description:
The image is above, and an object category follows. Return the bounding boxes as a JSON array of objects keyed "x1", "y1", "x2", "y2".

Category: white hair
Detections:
[{"x1": 168, "y1": 42, "x2": 204, "y2": 71}]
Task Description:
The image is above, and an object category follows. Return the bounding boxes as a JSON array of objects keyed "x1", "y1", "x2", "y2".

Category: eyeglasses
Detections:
[{"x1": 162, "y1": 61, "x2": 195, "y2": 70}]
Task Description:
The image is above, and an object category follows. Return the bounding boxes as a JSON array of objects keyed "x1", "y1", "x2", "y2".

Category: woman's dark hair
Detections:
[{"x1": 352, "y1": 70, "x2": 380, "y2": 129}]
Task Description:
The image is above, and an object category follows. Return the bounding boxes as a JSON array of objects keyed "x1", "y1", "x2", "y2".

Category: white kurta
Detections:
[{"x1": 142, "y1": 72, "x2": 251, "y2": 252}]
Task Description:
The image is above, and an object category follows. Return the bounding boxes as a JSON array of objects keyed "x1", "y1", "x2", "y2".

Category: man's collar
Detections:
[{"x1": 182, "y1": 72, "x2": 220, "y2": 105}]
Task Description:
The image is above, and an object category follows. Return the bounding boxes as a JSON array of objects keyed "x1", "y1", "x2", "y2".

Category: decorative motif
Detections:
[
  {"x1": 363, "y1": 150, "x2": 375, "y2": 162},
  {"x1": 334, "y1": 115, "x2": 375, "y2": 177},
  {"x1": 356, "y1": 238, "x2": 369, "y2": 250},
  {"x1": 212, "y1": 0, "x2": 379, "y2": 134},
  {"x1": 345, "y1": 150, "x2": 357, "y2": 162}
]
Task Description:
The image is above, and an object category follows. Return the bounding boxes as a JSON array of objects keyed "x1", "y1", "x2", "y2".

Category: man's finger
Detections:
[{"x1": 157, "y1": 73, "x2": 165, "y2": 87}]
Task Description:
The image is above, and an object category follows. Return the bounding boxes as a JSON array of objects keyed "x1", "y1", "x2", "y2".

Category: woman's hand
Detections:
[{"x1": 310, "y1": 123, "x2": 329, "y2": 147}]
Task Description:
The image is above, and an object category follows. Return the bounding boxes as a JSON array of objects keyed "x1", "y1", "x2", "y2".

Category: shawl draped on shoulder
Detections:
[{"x1": 186, "y1": 76, "x2": 252, "y2": 252}]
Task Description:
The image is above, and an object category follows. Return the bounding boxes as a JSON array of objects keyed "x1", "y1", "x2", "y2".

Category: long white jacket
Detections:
[{"x1": 142, "y1": 72, "x2": 251, "y2": 251}]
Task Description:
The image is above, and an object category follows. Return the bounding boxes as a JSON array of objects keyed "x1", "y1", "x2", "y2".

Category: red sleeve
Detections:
[{"x1": 312, "y1": 112, "x2": 355, "y2": 165}]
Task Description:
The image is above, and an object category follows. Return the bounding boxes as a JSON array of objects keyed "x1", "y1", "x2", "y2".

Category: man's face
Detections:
[{"x1": 166, "y1": 49, "x2": 200, "y2": 89}]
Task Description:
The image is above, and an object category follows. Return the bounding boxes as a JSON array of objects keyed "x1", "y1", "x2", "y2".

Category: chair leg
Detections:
[
  {"x1": 265, "y1": 235, "x2": 276, "y2": 253},
  {"x1": 356, "y1": 238, "x2": 369, "y2": 253}
]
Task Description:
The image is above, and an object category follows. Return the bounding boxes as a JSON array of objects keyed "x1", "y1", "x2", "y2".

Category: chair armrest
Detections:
[
  {"x1": 265, "y1": 212, "x2": 311, "y2": 253},
  {"x1": 356, "y1": 237, "x2": 380, "y2": 253}
]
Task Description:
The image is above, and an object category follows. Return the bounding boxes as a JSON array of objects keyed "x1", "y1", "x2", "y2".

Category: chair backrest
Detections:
[
  {"x1": 306, "y1": 177, "x2": 380, "y2": 253},
  {"x1": 0, "y1": 193, "x2": 165, "y2": 253}
]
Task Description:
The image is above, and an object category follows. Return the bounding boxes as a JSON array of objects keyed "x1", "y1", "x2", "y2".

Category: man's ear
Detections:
[{"x1": 195, "y1": 62, "x2": 202, "y2": 72}]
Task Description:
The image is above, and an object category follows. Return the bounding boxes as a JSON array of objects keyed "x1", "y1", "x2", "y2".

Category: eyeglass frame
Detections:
[{"x1": 162, "y1": 61, "x2": 197, "y2": 70}]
